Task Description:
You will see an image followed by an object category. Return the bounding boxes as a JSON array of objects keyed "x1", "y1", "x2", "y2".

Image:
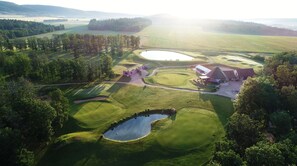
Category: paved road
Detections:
[{"x1": 40, "y1": 66, "x2": 238, "y2": 99}]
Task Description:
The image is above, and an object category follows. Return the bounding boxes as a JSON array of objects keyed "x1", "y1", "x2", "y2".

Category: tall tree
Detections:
[
  {"x1": 234, "y1": 77, "x2": 279, "y2": 115},
  {"x1": 227, "y1": 113, "x2": 261, "y2": 151},
  {"x1": 49, "y1": 89, "x2": 69, "y2": 129},
  {"x1": 245, "y1": 142, "x2": 284, "y2": 166}
]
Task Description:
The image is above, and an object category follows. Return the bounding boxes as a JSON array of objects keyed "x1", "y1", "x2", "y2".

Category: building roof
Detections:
[
  {"x1": 199, "y1": 75, "x2": 209, "y2": 79},
  {"x1": 195, "y1": 65, "x2": 211, "y2": 74},
  {"x1": 236, "y1": 68, "x2": 255, "y2": 79},
  {"x1": 206, "y1": 67, "x2": 228, "y2": 80},
  {"x1": 223, "y1": 70, "x2": 237, "y2": 80}
]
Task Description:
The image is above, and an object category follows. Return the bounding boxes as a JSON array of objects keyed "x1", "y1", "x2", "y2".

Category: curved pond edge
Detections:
[
  {"x1": 138, "y1": 50, "x2": 195, "y2": 61},
  {"x1": 102, "y1": 108, "x2": 177, "y2": 142}
]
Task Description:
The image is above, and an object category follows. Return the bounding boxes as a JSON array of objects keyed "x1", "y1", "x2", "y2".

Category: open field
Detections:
[
  {"x1": 144, "y1": 68, "x2": 198, "y2": 90},
  {"x1": 6, "y1": 14, "x2": 296, "y2": 53},
  {"x1": 38, "y1": 84, "x2": 234, "y2": 166},
  {"x1": 24, "y1": 22, "x2": 297, "y2": 53},
  {"x1": 138, "y1": 25, "x2": 297, "y2": 53}
]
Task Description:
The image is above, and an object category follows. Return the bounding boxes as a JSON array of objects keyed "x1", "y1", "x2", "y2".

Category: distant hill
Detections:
[
  {"x1": 245, "y1": 18, "x2": 297, "y2": 31},
  {"x1": 0, "y1": 19, "x2": 65, "y2": 39},
  {"x1": 0, "y1": 1, "x2": 33, "y2": 14},
  {"x1": 88, "y1": 18, "x2": 152, "y2": 32},
  {"x1": 199, "y1": 20, "x2": 297, "y2": 36},
  {"x1": 0, "y1": 1, "x2": 137, "y2": 19},
  {"x1": 149, "y1": 15, "x2": 297, "y2": 37}
]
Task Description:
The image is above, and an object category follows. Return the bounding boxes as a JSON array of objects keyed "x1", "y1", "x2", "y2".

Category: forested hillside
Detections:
[
  {"x1": 0, "y1": 33, "x2": 140, "y2": 83},
  {"x1": 0, "y1": 31, "x2": 141, "y2": 165},
  {"x1": 0, "y1": 20, "x2": 64, "y2": 39},
  {"x1": 210, "y1": 52, "x2": 297, "y2": 165},
  {"x1": 88, "y1": 18, "x2": 152, "y2": 32},
  {"x1": 201, "y1": 20, "x2": 297, "y2": 36},
  {"x1": 149, "y1": 15, "x2": 297, "y2": 36},
  {"x1": 0, "y1": 1, "x2": 136, "y2": 18}
]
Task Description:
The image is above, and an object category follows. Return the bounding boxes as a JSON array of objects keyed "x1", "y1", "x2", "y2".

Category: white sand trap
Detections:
[{"x1": 140, "y1": 51, "x2": 194, "y2": 61}]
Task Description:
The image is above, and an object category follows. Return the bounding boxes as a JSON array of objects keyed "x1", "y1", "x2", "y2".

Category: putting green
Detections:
[
  {"x1": 144, "y1": 68, "x2": 198, "y2": 89},
  {"x1": 156, "y1": 108, "x2": 224, "y2": 151}
]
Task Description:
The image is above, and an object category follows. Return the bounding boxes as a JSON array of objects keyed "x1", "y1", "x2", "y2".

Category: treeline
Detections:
[
  {"x1": 88, "y1": 18, "x2": 152, "y2": 32},
  {"x1": 0, "y1": 78, "x2": 69, "y2": 166},
  {"x1": 210, "y1": 52, "x2": 297, "y2": 166},
  {"x1": 0, "y1": 34, "x2": 140, "y2": 57},
  {"x1": 0, "y1": 19, "x2": 65, "y2": 39},
  {"x1": 0, "y1": 51, "x2": 113, "y2": 83},
  {"x1": 201, "y1": 20, "x2": 297, "y2": 36},
  {"x1": 43, "y1": 19, "x2": 68, "y2": 23}
]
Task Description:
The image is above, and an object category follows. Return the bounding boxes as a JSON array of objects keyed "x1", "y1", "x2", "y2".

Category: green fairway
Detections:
[
  {"x1": 209, "y1": 54, "x2": 264, "y2": 71},
  {"x1": 39, "y1": 84, "x2": 234, "y2": 166},
  {"x1": 144, "y1": 68, "x2": 198, "y2": 90},
  {"x1": 156, "y1": 108, "x2": 224, "y2": 150}
]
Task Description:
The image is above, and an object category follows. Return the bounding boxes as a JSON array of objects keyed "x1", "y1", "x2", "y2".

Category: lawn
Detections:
[
  {"x1": 38, "y1": 84, "x2": 234, "y2": 166},
  {"x1": 144, "y1": 68, "x2": 198, "y2": 90}
]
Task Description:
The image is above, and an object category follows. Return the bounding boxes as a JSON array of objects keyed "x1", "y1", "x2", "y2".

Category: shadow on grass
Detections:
[
  {"x1": 41, "y1": 138, "x2": 193, "y2": 166},
  {"x1": 112, "y1": 51, "x2": 133, "y2": 66},
  {"x1": 198, "y1": 93, "x2": 234, "y2": 126},
  {"x1": 55, "y1": 117, "x2": 89, "y2": 136},
  {"x1": 106, "y1": 76, "x2": 130, "y2": 95}
]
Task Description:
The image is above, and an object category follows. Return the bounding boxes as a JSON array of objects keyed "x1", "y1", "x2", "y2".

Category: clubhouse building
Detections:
[{"x1": 195, "y1": 65, "x2": 255, "y2": 83}]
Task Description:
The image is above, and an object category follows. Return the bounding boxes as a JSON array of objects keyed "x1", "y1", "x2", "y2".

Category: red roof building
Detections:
[
  {"x1": 236, "y1": 68, "x2": 255, "y2": 80},
  {"x1": 223, "y1": 70, "x2": 238, "y2": 81},
  {"x1": 198, "y1": 65, "x2": 255, "y2": 83}
]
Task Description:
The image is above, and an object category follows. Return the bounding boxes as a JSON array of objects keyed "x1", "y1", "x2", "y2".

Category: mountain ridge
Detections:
[{"x1": 0, "y1": 1, "x2": 138, "y2": 18}]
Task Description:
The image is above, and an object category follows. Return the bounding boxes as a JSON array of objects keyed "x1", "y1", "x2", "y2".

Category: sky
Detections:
[{"x1": 4, "y1": 0, "x2": 297, "y2": 19}]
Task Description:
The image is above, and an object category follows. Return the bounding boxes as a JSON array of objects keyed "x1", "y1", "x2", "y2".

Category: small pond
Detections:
[
  {"x1": 103, "y1": 114, "x2": 169, "y2": 141},
  {"x1": 140, "y1": 51, "x2": 194, "y2": 61}
]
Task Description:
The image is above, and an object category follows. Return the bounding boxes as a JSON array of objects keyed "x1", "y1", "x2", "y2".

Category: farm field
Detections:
[
  {"x1": 38, "y1": 84, "x2": 234, "y2": 166},
  {"x1": 19, "y1": 18, "x2": 297, "y2": 53},
  {"x1": 138, "y1": 25, "x2": 297, "y2": 53}
]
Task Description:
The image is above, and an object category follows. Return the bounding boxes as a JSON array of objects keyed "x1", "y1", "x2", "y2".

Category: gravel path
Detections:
[{"x1": 74, "y1": 96, "x2": 109, "y2": 104}]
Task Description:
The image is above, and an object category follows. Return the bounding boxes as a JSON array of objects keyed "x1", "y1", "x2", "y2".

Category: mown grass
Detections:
[
  {"x1": 38, "y1": 84, "x2": 234, "y2": 166},
  {"x1": 144, "y1": 68, "x2": 198, "y2": 90},
  {"x1": 209, "y1": 54, "x2": 264, "y2": 70}
]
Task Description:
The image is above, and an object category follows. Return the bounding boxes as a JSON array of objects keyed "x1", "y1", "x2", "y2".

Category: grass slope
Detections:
[
  {"x1": 39, "y1": 84, "x2": 234, "y2": 166},
  {"x1": 144, "y1": 68, "x2": 198, "y2": 90}
]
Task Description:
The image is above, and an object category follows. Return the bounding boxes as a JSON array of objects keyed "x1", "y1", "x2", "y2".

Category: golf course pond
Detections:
[
  {"x1": 140, "y1": 50, "x2": 194, "y2": 61},
  {"x1": 103, "y1": 113, "x2": 169, "y2": 141}
]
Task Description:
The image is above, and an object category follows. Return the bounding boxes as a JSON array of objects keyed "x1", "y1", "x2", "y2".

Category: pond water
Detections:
[
  {"x1": 140, "y1": 51, "x2": 194, "y2": 61},
  {"x1": 103, "y1": 114, "x2": 169, "y2": 141}
]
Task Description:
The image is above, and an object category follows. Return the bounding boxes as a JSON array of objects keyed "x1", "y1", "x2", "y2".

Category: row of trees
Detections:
[
  {"x1": 88, "y1": 18, "x2": 152, "y2": 32},
  {"x1": 210, "y1": 52, "x2": 297, "y2": 166},
  {"x1": 0, "y1": 19, "x2": 65, "y2": 39},
  {"x1": 201, "y1": 20, "x2": 297, "y2": 36},
  {"x1": 0, "y1": 78, "x2": 69, "y2": 166},
  {"x1": 0, "y1": 51, "x2": 113, "y2": 83},
  {"x1": 0, "y1": 34, "x2": 140, "y2": 57}
]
